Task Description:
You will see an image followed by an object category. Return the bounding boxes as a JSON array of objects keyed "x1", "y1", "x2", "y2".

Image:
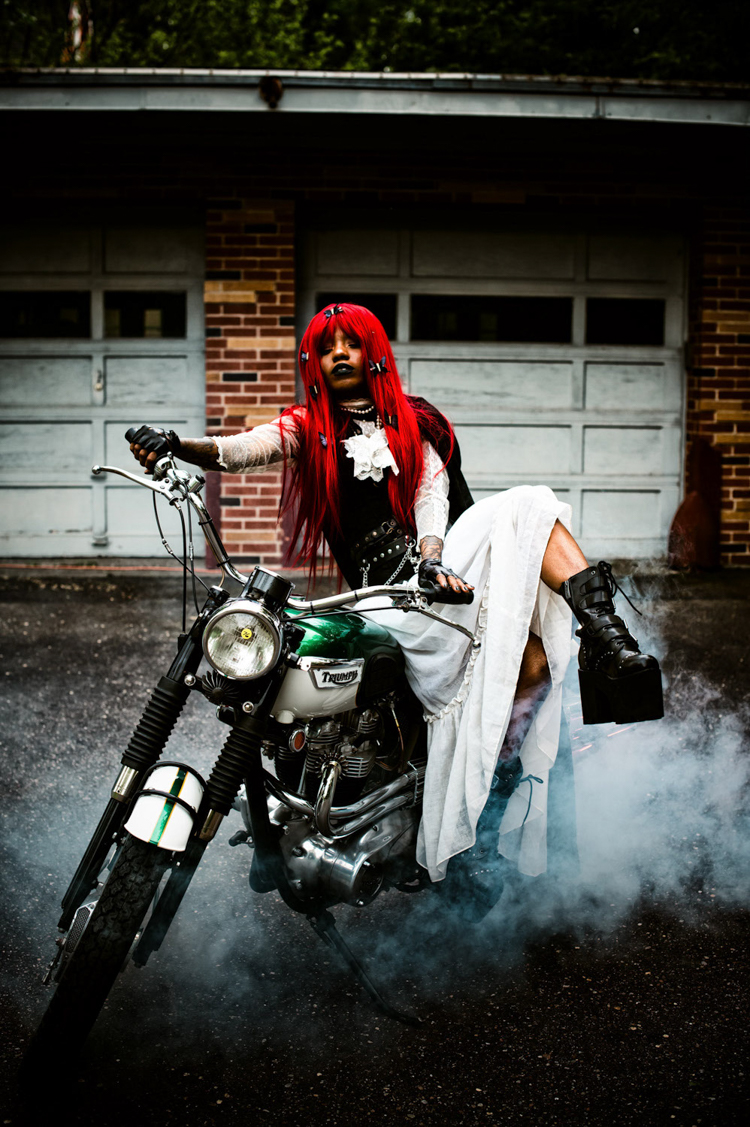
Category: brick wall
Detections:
[
  {"x1": 204, "y1": 199, "x2": 296, "y2": 568},
  {"x1": 686, "y1": 207, "x2": 750, "y2": 565}
]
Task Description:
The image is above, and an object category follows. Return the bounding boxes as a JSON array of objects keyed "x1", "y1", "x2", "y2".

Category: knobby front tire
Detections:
[{"x1": 23, "y1": 833, "x2": 170, "y2": 1075}]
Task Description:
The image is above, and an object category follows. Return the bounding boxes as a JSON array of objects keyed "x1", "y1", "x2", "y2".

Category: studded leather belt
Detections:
[{"x1": 351, "y1": 519, "x2": 413, "y2": 572}]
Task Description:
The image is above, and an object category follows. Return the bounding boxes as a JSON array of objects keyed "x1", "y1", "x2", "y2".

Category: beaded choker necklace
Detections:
[{"x1": 340, "y1": 400, "x2": 376, "y2": 418}]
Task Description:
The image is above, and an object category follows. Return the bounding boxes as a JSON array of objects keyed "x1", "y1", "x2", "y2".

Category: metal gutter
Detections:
[{"x1": 1, "y1": 68, "x2": 748, "y2": 126}]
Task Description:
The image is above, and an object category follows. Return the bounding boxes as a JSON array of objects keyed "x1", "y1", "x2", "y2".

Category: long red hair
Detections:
[{"x1": 278, "y1": 303, "x2": 453, "y2": 574}]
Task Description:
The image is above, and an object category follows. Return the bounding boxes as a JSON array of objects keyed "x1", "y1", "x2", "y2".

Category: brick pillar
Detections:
[
  {"x1": 687, "y1": 206, "x2": 750, "y2": 565},
  {"x1": 204, "y1": 199, "x2": 296, "y2": 567}
]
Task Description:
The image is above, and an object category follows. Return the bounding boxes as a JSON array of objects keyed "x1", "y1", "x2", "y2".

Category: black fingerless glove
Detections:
[
  {"x1": 125, "y1": 425, "x2": 180, "y2": 459},
  {"x1": 418, "y1": 559, "x2": 474, "y2": 605}
]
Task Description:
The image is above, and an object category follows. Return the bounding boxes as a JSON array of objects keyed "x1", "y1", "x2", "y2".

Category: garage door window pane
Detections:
[
  {"x1": 0, "y1": 291, "x2": 90, "y2": 338},
  {"x1": 104, "y1": 292, "x2": 187, "y2": 338},
  {"x1": 316, "y1": 293, "x2": 397, "y2": 339},
  {"x1": 411, "y1": 296, "x2": 572, "y2": 343},
  {"x1": 586, "y1": 299, "x2": 665, "y2": 346}
]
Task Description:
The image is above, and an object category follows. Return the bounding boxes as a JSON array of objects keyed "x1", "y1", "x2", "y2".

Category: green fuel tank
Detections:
[
  {"x1": 272, "y1": 609, "x2": 405, "y2": 719},
  {"x1": 291, "y1": 610, "x2": 401, "y2": 662}
]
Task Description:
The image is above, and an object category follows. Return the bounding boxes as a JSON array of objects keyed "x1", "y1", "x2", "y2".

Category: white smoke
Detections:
[{"x1": 570, "y1": 700, "x2": 750, "y2": 919}]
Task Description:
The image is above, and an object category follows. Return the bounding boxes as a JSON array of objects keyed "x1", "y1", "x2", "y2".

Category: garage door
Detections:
[
  {"x1": 300, "y1": 215, "x2": 685, "y2": 560},
  {"x1": 0, "y1": 220, "x2": 205, "y2": 556}
]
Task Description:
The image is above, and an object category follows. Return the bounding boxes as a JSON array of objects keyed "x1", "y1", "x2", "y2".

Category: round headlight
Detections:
[{"x1": 202, "y1": 599, "x2": 282, "y2": 680}]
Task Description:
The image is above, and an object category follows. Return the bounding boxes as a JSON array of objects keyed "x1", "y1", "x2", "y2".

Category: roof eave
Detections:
[{"x1": 1, "y1": 68, "x2": 748, "y2": 127}]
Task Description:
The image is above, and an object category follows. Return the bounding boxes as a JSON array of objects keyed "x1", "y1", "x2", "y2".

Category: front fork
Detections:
[
  {"x1": 58, "y1": 585, "x2": 229, "y2": 931},
  {"x1": 131, "y1": 666, "x2": 289, "y2": 965}
]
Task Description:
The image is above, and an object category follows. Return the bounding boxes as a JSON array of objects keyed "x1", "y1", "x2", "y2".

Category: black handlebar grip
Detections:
[
  {"x1": 433, "y1": 587, "x2": 475, "y2": 605},
  {"x1": 418, "y1": 582, "x2": 474, "y2": 606},
  {"x1": 125, "y1": 426, "x2": 138, "y2": 443}
]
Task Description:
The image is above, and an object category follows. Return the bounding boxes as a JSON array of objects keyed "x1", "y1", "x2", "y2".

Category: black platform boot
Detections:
[
  {"x1": 436, "y1": 758, "x2": 524, "y2": 923},
  {"x1": 560, "y1": 562, "x2": 664, "y2": 725}
]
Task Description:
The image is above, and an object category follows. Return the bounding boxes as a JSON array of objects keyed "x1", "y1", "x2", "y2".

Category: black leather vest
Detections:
[{"x1": 325, "y1": 399, "x2": 474, "y2": 590}]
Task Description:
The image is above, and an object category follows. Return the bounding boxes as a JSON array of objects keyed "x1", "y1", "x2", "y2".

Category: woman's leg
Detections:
[
  {"x1": 540, "y1": 519, "x2": 588, "y2": 590},
  {"x1": 540, "y1": 520, "x2": 663, "y2": 725},
  {"x1": 439, "y1": 631, "x2": 551, "y2": 921},
  {"x1": 422, "y1": 625, "x2": 553, "y2": 916},
  {"x1": 498, "y1": 631, "x2": 551, "y2": 763}
]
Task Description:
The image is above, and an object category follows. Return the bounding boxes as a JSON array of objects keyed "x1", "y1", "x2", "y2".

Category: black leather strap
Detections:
[
  {"x1": 577, "y1": 616, "x2": 640, "y2": 672},
  {"x1": 351, "y1": 520, "x2": 412, "y2": 572},
  {"x1": 351, "y1": 519, "x2": 401, "y2": 554},
  {"x1": 580, "y1": 614, "x2": 638, "y2": 647}
]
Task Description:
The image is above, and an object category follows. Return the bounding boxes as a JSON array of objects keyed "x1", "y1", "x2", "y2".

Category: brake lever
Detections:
[
  {"x1": 397, "y1": 591, "x2": 479, "y2": 646},
  {"x1": 91, "y1": 463, "x2": 175, "y2": 496},
  {"x1": 92, "y1": 459, "x2": 193, "y2": 503}
]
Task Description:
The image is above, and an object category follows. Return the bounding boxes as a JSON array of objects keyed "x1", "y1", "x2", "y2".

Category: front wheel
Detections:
[{"x1": 23, "y1": 833, "x2": 170, "y2": 1075}]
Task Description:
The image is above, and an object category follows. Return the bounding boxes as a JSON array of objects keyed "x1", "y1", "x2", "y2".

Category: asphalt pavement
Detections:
[{"x1": 1, "y1": 561, "x2": 749, "y2": 1127}]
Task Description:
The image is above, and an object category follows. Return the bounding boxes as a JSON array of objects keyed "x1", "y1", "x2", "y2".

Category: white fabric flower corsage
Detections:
[{"x1": 342, "y1": 427, "x2": 400, "y2": 483}]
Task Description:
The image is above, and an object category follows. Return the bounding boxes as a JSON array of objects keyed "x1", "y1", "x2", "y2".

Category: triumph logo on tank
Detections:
[
  {"x1": 321, "y1": 669, "x2": 357, "y2": 684},
  {"x1": 311, "y1": 663, "x2": 363, "y2": 689}
]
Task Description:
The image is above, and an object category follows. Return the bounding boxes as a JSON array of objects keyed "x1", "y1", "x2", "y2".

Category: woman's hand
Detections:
[
  {"x1": 125, "y1": 427, "x2": 222, "y2": 473},
  {"x1": 418, "y1": 538, "x2": 474, "y2": 603},
  {"x1": 126, "y1": 425, "x2": 179, "y2": 474}
]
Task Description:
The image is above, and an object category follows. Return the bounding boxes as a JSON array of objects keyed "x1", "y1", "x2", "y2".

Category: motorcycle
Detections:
[{"x1": 24, "y1": 441, "x2": 476, "y2": 1068}]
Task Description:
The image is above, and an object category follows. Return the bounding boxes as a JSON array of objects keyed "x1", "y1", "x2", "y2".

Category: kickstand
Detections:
[{"x1": 308, "y1": 910, "x2": 422, "y2": 1028}]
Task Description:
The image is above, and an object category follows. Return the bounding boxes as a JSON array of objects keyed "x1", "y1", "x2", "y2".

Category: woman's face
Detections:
[{"x1": 318, "y1": 326, "x2": 368, "y2": 400}]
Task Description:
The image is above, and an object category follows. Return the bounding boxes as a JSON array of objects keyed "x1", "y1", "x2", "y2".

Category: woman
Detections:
[{"x1": 129, "y1": 303, "x2": 662, "y2": 917}]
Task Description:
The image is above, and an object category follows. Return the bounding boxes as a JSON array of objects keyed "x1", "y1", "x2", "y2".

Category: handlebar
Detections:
[
  {"x1": 93, "y1": 456, "x2": 476, "y2": 641},
  {"x1": 289, "y1": 584, "x2": 477, "y2": 643},
  {"x1": 92, "y1": 458, "x2": 249, "y2": 586},
  {"x1": 287, "y1": 585, "x2": 414, "y2": 613}
]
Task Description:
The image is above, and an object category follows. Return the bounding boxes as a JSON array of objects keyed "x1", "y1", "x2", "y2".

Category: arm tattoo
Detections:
[
  {"x1": 419, "y1": 535, "x2": 443, "y2": 562},
  {"x1": 176, "y1": 438, "x2": 223, "y2": 471}
]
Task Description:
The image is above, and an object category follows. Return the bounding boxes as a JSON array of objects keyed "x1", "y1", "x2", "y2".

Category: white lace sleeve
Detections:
[
  {"x1": 415, "y1": 441, "x2": 450, "y2": 543},
  {"x1": 211, "y1": 413, "x2": 301, "y2": 474}
]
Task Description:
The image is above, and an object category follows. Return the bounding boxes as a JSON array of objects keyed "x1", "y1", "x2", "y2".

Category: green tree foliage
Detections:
[{"x1": 1, "y1": 0, "x2": 747, "y2": 82}]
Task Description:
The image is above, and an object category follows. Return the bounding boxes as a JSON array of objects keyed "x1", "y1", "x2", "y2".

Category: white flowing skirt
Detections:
[{"x1": 367, "y1": 485, "x2": 573, "y2": 881}]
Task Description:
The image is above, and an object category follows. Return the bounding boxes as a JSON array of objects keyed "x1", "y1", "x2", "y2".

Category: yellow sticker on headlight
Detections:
[{"x1": 241, "y1": 627, "x2": 253, "y2": 640}]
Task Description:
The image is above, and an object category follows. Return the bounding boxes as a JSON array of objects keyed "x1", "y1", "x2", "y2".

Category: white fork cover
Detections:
[{"x1": 124, "y1": 764, "x2": 204, "y2": 852}]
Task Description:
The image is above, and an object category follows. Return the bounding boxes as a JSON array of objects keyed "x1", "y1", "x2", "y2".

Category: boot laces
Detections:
[{"x1": 598, "y1": 561, "x2": 643, "y2": 618}]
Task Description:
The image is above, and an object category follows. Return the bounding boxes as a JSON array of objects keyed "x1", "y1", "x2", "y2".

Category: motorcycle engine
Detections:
[
  {"x1": 270, "y1": 706, "x2": 386, "y2": 807},
  {"x1": 251, "y1": 698, "x2": 425, "y2": 907}
]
